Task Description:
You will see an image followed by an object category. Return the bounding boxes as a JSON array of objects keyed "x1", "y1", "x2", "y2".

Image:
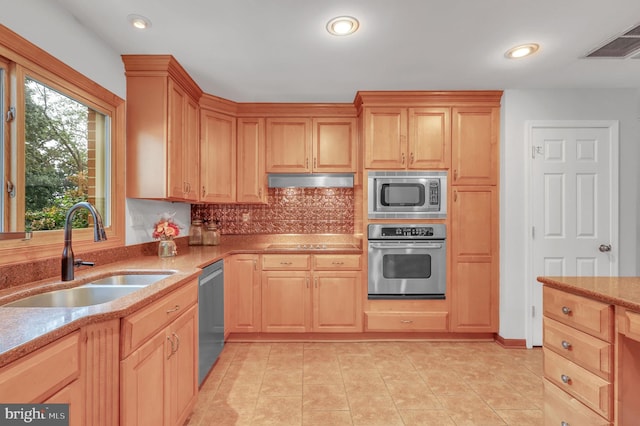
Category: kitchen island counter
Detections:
[{"x1": 537, "y1": 276, "x2": 640, "y2": 312}]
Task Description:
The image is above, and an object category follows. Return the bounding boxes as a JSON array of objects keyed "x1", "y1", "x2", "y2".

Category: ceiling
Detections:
[{"x1": 53, "y1": 0, "x2": 640, "y2": 103}]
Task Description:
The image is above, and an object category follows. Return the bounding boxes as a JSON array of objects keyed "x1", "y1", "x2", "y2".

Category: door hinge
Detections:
[
  {"x1": 532, "y1": 226, "x2": 535, "y2": 239},
  {"x1": 532, "y1": 305, "x2": 536, "y2": 318},
  {"x1": 5, "y1": 106, "x2": 15, "y2": 122}
]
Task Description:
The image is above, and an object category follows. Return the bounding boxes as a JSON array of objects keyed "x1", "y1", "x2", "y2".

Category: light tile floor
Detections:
[{"x1": 186, "y1": 341, "x2": 543, "y2": 426}]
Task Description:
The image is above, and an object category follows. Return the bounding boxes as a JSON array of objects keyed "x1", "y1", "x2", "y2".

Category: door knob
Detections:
[{"x1": 599, "y1": 244, "x2": 612, "y2": 252}]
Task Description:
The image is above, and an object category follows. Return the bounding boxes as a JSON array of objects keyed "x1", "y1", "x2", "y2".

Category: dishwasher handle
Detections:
[{"x1": 199, "y1": 268, "x2": 223, "y2": 286}]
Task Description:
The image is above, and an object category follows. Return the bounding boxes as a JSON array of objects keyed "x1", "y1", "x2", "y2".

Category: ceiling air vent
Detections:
[{"x1": 586, "y1": 22, "x2": 640, "y2": 58}]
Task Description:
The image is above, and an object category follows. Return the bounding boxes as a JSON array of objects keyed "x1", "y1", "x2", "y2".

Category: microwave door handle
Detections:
[{"x1": 369, "y1": 242, "x2": 444, "y2": 249}]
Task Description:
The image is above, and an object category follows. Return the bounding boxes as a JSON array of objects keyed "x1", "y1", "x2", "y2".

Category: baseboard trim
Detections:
[
  {"x1": 495, "y1": 334, "x2": 527, "y2": 349},
  {"x1": 226, "y1": 332, "x2": 496, "y2": 343}
]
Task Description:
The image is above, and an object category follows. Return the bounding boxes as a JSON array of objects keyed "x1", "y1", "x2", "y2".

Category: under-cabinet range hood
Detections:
[{"x1": 267, "y1": 173, "x2": 354, "y2": 188}]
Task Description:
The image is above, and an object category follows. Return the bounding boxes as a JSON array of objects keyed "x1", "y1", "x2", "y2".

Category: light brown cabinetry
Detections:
[
  {"x1": 260, "y1": 254, "x2": 362, "y2": 333},
  {"x1": 266, "y1": 117, "x2": 356, "y2": 173},
  {"x1": 450, "y1": 186, "x2": 498, "y2": 332},
  {"x1": 120, "y1": 280, "x2": 198, "y2": 426},
  {"x1": 615, "y1": 306, "x2": 640, "y2": 424},
  {"x1": 363, "y1": 107, "x2": 450, "y2": 169},
  {"x1": 542, "y1": 286, "x2": 614, "y2": 424},
  {"x1": 200, "y1": 109, "x2": 237, "y2": 202},
  {"x1": 225, "y1": 254, "x2": 262, "y2": 333},
  {"x1": 237, "y1": 118, "x2": 267, "y2": 203},
  {"x1": 122, "y1": 55, "x2": 202, "y2": 201},
  {"x1": 451, "y1": 106, "x2": 499, "y2": 185}
]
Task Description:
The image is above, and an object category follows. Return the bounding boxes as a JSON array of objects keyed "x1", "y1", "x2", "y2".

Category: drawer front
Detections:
[
  {"x1": 313, "y1": 254, "x2": 362, "y2": 270},
  {"x1": 544, "y1": 379, "x2": 610, "y2": 426},
  {"x1": 543, "y1": 286, "x2": 613, "y2": 341},
  {"x1": 365, "y1": 312, "x2": 448, "y2": 332},
  {"x1": 543, "y1": 348, "x2": 612, "y2": 420},
  {"x1": 0, "y1": 331, "x2": 80, "y2": 403},
  {"x1": 121, "y1": 280, "x2": 198, "y2": 358},
  {"x1": 618, "y1": 307, "x2": 640, "y2": 341},
  {"x1": 544, "y1": 317, "x2": 612, "y2": 380},
  {"x1": 262, "y1": 254, "x2": 310, "y2": 270}
]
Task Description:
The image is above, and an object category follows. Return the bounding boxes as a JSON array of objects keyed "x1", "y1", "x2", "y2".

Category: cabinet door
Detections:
[
  {"x1": 45, "y1": 379, "x2": 84, "y2": 426},
  {"x1": 200, "y1": 109, "x2": 237, "y2": 202},
  {"x1": 237, "y1": 118, "x2": 266, "y2": 203},
  {"x1": 266, "y1": 118, "x2": 312, "y2": 172},
  {"x1": 261, "y1": 271, "x2": 310, "y2": 332},
  {"x1": 167, "y1": 305, "x2": 198, "y2": 426},
  {"x1": 313, "y1": 271, "x2": 362, "y2": 332},
  {"x1": 168, "y1": 80, "x2": 187, "y2": 199},
  {"x1": 226, "y1": 254, "x2": 262, "y2": 333},
  {"x1": 183, "y1": 97, "x2": 200, "y2": 201},
  {"x1": 120, "y1": 332, "x2": 167, "y2": 426},
  {"x1": 450, "y1": 186, "x2": 498, "y2": 332},
  {"x1": 312, "y1": 118, "x2": 357, "y2": 172},
  {"x1": 408, "y1": 107, "x2": 450, "y2": 169},
  {"x1": 451, "y1": 107, "x2": 499, "y2": 185},
  {"x1": 363, "y1": 107, "x2": 407, "y2": 169}
]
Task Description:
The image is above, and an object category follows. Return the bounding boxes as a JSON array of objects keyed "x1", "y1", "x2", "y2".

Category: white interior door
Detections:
[{"x1": 527, "y1": 121, "x2": 618, "y2": 347}]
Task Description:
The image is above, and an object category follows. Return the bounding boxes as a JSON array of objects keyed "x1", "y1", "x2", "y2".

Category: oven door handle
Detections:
[{"x1": 369, "y1": 242, "x2": 444, "y2": 249}]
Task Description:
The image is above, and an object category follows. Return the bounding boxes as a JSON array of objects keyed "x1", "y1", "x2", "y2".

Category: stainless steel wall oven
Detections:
[{"x1": 368, "y1": 223, "x2": 446, "y2": 299}]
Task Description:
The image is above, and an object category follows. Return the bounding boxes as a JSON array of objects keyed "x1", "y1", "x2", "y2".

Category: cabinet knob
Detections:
[
  {"x1": 560, "y1": 374, "x2": 571, "y2": 384},
  {"x1": 561, "y1": 340, "x2": 572, "y2": 350},
  {"x1": 561, "y1": 306, "x2": 572, "y2": 315},
  {"x1": 561, "y1": 422, "x2": 570, "y2": 426},
  {"x1": 400, "y1": 320, "x2": 413, "y2": 324}
]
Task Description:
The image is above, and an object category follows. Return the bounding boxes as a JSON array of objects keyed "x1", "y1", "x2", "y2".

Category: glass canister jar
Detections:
[
  {"x1": 188, "y1": 219, "x2": 203, "y2": 245},
  {"x1": 203, "y1": 222, "x2": 220, "y2": 246}
]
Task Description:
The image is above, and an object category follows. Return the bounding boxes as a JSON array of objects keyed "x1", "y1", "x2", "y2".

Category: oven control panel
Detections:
[{"x1": 368, "y1": 223, "x2": 446, "y2": 240}]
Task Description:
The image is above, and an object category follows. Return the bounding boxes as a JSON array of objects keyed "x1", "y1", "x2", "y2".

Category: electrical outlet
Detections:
[{"x1": 241, "y1": 213, "x2": 250, "y2": 222}]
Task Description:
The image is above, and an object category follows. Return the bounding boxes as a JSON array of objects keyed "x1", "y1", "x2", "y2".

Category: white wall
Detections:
[
  {"x1": 500, "y1": 89, "x2": 640, "y2": 340},
  {"x1": 2, "y1": 0, "x2": 192, "y2": 246}
]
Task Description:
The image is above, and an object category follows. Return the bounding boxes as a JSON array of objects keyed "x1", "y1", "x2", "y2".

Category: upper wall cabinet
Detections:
[
  {"x1": 122, "y1": 55, "x2": 203, "y2": 201},
  {"x1": 237, "y1": 118, "x2": 267, "y2": 203},
  {"x1": 266, "y1": 117, "x2": 357, "y2": 173},
  {"x1": 363, "y1": 107, "x2": 450, "y2": 170},
  {"x1": 451, "y1": 106, "x2": 499, "y2": 185},
  {"x1": 200, "y1": 109, "x2": 237, "y2": 203}
]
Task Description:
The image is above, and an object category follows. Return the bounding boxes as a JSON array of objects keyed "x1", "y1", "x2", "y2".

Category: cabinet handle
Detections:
[
  {"x1": 331, "y1": 261, "x2": 344, "y2": 265},
  {"x1": 410, "y1": 152, "x2": 414, "y2": 164},
  {"x1": 306, "y1": 158, "x2": 309, "y2": 168},
  {"x1": 166, "y1": 336, "x2": 175, "y2": 359},
  {"x1": 254, "y1": 260, "x2": 257, "y2": 271},
  {"x1": 172, "y1": 332, "x2": 180, "y2": 353},
  {"x1": 401, "y1": 153, "x2": 406, "y2": 164},
  {"x1": 561, "y1": 306, "x2": 572, "y2": 315},
  {"x1": 400, "y1": 320, "x2": 413, "y2": 324},
  {"x1": 454, "y1": 169, "x2": 458, "y2": 181},
  {"x1": 280, "y1": 261, "x2": 293, "y2": 265},
  {"x1": 314, "y1": 277, "x2": 318, "y2": 288},
  {"x1": 306, "y1": 277, "x2": 309, "y2": 288},
  {"x1": 560, "y1": 374, "x2": 571, "y2": 384},
  {"x1": 314, "y1": 157, "x2": 317, "y2": 169},
  {"x1": 561, "y1": 340, "x2": 572, "y2": 350},
  {"x1": 453, "y1": 190, "x2": 457, "y2": 202},
  {"x1": 258, "y1": 188, "x2": 262, "y2": 198},
  {"x1": 166, "y1": 304, "x2": 181, "y2": 314},
  {"x1": 202, "y1": 186, "x2": 206, "y2": 197}
]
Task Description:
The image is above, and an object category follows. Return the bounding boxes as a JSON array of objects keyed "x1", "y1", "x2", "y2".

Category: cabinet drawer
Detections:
[
  {"x1": 313, "y1": 254, "x2": 361, "y2": 270},
  {"x1": 618, "y1": 307, "x2": 640, "y2": 341},
  {"x1": 544, "y1": 317, "x2": 612, "y2": 380},
  {"x1": 365, "y1": 312, "x2": 448, "y2": 332},
  {"x1": 0, "y1": 331, "x2": 80, "y2": 403},
  {"x1": 121, "y1": 280, "x2": 197, "y2": 358},
  {"x1": 543, "y1": 348, "x2": 612, "y2": 420},
  {"x1": 543, "y1": 286, "x2": 613, "y2": 341},
  {"x1": 544, "y1": 379, "x2": 610, "y2": 425},
  {"x1": 262, "y1": 254, "x2": 310, "y2": 270}
]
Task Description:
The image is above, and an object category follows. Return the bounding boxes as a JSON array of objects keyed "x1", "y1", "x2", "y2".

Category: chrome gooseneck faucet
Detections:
[{"x1": 61, "y1": 201, "x2": 108, "y2": 281}]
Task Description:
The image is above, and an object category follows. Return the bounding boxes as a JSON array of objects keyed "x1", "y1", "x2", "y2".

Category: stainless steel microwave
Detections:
[{"x1": 368, "y1": 171, "x2": 447, "y2": 219}]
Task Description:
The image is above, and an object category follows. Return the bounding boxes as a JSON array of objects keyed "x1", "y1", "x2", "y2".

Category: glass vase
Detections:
[{"x1": 158, "y1": 239, "x2": 177, "y2": 258}]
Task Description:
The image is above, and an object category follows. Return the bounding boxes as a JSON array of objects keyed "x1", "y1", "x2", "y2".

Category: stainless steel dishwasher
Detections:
[{"x1": 198, "y1": 259, "x2": 224, "y2": 386}]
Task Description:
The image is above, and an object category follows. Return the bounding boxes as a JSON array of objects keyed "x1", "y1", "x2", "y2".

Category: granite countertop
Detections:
[
  {"x1": 0, "y1": 236, "x2": 362, "y2": 368},
  {"x1": 537, "y1": 276, "x2": 640, "y2": 312}
]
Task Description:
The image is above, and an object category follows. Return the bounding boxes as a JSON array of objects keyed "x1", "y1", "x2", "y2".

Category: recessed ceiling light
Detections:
[
  {"x1": 326, "y1": 16, "x2": 359, "y2": 36},
  {"x1": 127, "y1": 14, "x2": 152, "y2": 30},
  {"x1": 505, "y1": 43, "x2": 540, "y2": 59}
]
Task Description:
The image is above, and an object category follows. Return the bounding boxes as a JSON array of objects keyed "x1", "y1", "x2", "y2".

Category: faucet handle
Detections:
[{"x1": 74, "y1": 259, "x2": 95, "y2": 268}]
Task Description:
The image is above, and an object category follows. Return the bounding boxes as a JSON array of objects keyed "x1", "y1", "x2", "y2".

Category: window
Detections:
[{"x1": 0, "y1": 25, "x2": 125, "y2": 264}]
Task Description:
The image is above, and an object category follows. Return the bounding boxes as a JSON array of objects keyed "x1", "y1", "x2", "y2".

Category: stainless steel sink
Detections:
[
  {"x1": 2, "y1": 285, "x2": 145, "y2": 308},
  {"x1": 87, "y1": 273, "x2": 173, "y2": 286}
]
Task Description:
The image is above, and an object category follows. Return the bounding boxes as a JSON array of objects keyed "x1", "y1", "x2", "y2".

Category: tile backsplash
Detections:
[{"x1": 191, "y1": 188, "x2": 354, "y2": 234}]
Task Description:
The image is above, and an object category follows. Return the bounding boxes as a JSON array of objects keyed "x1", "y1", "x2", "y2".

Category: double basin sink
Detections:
[{"x1": 2, "y1": 273, "x2": 173, "y2": 308}]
